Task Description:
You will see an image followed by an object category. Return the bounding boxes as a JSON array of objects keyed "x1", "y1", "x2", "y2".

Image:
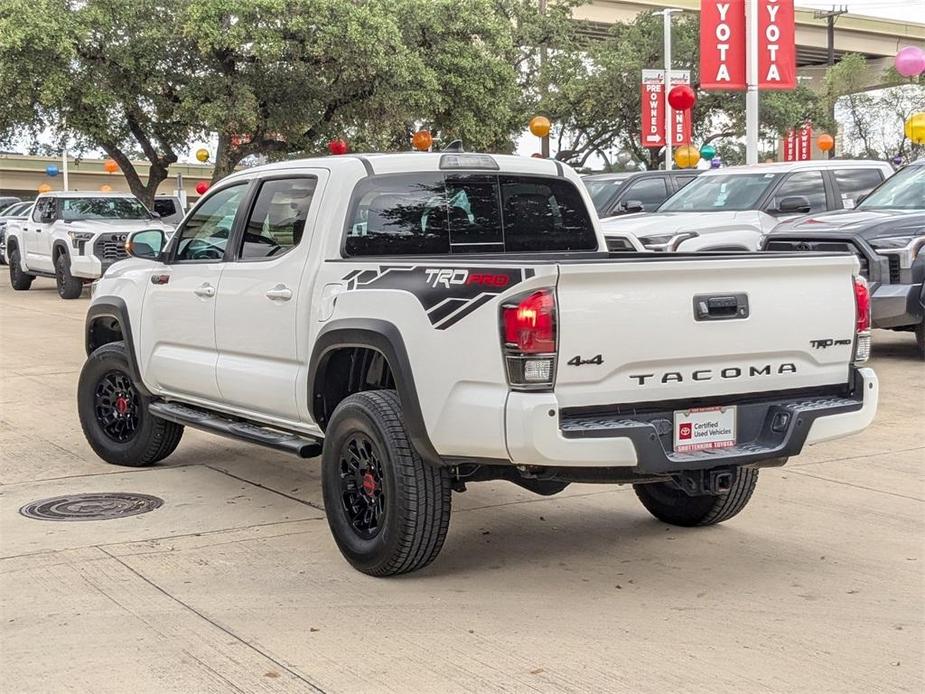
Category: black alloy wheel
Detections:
[
  {"x1": 94, "y1": 371, "x2": 140, "y2": 443},
  {"x1": 339, "y1": 433, "x2": 386, "y2": 539}
]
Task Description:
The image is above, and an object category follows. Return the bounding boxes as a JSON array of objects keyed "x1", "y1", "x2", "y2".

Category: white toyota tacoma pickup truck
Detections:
[
  {"x1": 6, "y1": 191, "x2": 174, "y2": 298},
  {"x1": 77, "y1": 152, "x2": 878, "y2": 576}
]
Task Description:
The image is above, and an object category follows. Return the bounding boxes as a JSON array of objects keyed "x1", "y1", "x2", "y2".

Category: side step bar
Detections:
[{"x1": 149, "y1": 401, "x2": 323, "y2": 458}]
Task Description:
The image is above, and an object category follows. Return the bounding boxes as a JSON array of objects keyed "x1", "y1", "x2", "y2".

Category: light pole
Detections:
[
  {"x1": 662, "y1": 8, "x2": 681, "y2": 170},
  {"x1": 745, "y1": 0, "x2": 759, "y2": 165}
]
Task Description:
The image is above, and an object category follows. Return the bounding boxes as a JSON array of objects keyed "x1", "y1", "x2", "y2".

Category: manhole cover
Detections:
[{"x1": 19, "y1": 493, "x2": 164, "y2": 522}]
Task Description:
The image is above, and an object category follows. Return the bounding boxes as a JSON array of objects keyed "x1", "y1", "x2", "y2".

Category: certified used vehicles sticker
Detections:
[{"x1": 673, "y1": 406, "x2": 737, "y2": 452}]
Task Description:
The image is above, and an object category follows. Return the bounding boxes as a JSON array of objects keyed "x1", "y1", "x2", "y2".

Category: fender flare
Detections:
[
  {"x1": 85, "y1": 296, "x2": 151, "y2": 396},
  {"x1": 307, "y1": 318, "x2": 440, "y2": 464},
  {"x1": 52, "y1": 240, "x2": 70, "y2": 264}
]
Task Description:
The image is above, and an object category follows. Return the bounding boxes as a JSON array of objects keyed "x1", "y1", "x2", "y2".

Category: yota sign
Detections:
[{"x1": 699, "y1": 0, "x2": 795, "y2": 91}]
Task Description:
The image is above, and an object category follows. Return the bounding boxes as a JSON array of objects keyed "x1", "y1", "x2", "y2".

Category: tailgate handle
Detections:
[{"x1": 693, "y1": 293, "x2": 749, "y2": 321}]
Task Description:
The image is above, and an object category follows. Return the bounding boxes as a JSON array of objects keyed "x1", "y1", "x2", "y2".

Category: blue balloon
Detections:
[{"x1": 46, "y1": 165, "x2": 59, "y2": 177}]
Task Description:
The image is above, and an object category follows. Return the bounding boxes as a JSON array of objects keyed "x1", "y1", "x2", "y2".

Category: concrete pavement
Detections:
[{"x1": 1, "y1": 278, "x2": 922, "y2": 693}]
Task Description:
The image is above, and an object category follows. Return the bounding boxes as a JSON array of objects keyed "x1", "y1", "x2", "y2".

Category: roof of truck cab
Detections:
[
  {"x1": 226, "y1": 152, "x2": 569, "y2": 180},
  {"x1": 699, "y1": 159, "x2": 892, "y2": 176},
  {"x1": 37, "y1": 191, "x2": 140, "y2": 198}
]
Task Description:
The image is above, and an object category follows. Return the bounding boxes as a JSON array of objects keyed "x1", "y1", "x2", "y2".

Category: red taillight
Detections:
[
  {"x1": 503, "y1": 289, "x2": 556, "y2": 354},
  {"x1": 854, "y1": 277, "x2": 871, "y2": 333}
]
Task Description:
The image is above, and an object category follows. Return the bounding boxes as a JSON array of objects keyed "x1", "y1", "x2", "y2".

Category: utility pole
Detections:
[
  {"x1": 539, "y1": 0, "x2": 550, "y2": 158},
  {"x1": 814, "y1": 5, "x2": 848, "y2": 158},
  {"x1": 662, "y1": 8, "x2": 681, "y2": 170},
  {"x1": 745, "y1": 0, "x2": 759, "y2": 165}
]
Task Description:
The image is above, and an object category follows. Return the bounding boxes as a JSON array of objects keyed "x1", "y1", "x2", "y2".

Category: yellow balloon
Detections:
[
  {"x1": 904, "y1": 112, "x2": 925, "y2": 145},
  {"x1": 195, "y1": 148, "x2": 210, "y2": 162},
  {"x1": 37, "y1": 183, "x2": 52, "y2": 193},
  {"x1": 529, "y1": 116, "x2": 551, "y2": 138},
  {"x1": 673, "y1": 145, "x2": 701, "y2": 169}
]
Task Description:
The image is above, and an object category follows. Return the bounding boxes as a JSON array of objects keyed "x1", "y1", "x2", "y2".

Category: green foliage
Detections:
[
  {"x1": 822, "y1": 53, "x2": 924, "y2": 159},
  {"x1": 0, "y1": 0, "x2": 539, "y2": 202}
]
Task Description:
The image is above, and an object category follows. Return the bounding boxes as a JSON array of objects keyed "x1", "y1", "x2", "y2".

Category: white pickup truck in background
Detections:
[
  {"x1": 6, "y1": 191, "x2": 175, "y2": 299},
  {"x1": 77, "y1": 152, "x2": 878, "y2": 576},
  {"x1": 601, "y1": 160, "x2": 893, "y2": 252}
]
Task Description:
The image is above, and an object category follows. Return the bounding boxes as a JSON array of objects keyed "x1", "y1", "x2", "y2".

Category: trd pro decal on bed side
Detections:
[{"x1": 341, "y1": 266, "x2": 535, "y2": 329}]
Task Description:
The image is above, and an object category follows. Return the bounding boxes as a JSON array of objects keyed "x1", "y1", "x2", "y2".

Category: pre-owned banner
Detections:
[
  {"x1": 700, "y1": 0, "x2": 747, "y2": 90},
  {"x1": 759, "y1": 0, "x2": 796, "y2": 89},
  {"x1": 700, "y1": 0, "x2": 795, "y2": 91},
  {"x1": 640, "y1": 70, "x2": 693, "y2": 148}
]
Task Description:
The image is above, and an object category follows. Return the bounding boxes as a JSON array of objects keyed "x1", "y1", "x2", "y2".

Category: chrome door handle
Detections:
[
  {"x1": 265, "y1": 284, "x2": 292, "y2": 301},
  {"x1": 194, "y1": 283, "x2": 215, "y2": 298}
]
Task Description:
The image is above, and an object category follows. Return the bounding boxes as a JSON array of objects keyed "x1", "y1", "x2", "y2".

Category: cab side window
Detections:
[
  {"x1": 833, "y1": 169, "x2": 883, "y2": 208},
  {"x1": 237, "y1": 178, "x2": 317, "y2": 260},
  {"x1": 619, "y1": 177, "x2": 668, "y2": 211},
  {"x1": 769, "y1": 171, "x2": 827, "y2": 213},
  {"x1": 173, "y1": 184, "x2": 247, "y2": 262},
  {"x1": 32, "y1": 198, "x2": 55, "y2": 223}
]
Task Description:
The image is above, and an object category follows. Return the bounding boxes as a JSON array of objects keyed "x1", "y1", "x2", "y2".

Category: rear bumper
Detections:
[
  {"x1": 871, "y1": 282, "x2": 923, "y2": 329},
  {"x1": 505, "y1": 368, "x2": 877, "y2": 472}
]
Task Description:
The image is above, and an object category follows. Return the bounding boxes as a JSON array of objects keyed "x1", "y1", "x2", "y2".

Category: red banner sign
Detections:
[
  {"x1": 759, "y1": 0, "x2": 796, "y2": 89},
  {"x1": 641, "y1": 81, "x2": 665, "y2": 148},
  {"x1": 700, "y1": 0, "x2": 795, "y2": 91},
  {"x1": 700, "y1": 0, "x2": 746, "y2": 90},
  {"x1": 640, "y1": 70, "x2": 693, "y2": 148},
  {"x1": 784, "y1": 123, "x2": 812, "y2": 161}
]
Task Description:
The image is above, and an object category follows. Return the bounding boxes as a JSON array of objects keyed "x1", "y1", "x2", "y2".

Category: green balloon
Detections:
[{"x1": 699, "y1": 144, "x2": 717, "y2": 159}]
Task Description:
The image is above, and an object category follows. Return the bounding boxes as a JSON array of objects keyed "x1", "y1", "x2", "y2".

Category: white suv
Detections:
[
  {"x1": 6, "y1": 192, "x2": 174, "y2": 298},
  {"x1": 601, "y1": 160, "x2": 894, "y2": 252}
]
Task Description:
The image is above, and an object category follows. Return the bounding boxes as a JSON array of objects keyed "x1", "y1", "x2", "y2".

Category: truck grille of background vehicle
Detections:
[
  {"x1": 500, "y1": 288, "x2": 557, "y2": 391},
  {"x1": 606, "y1": 237, "x2": 635, "y2": 252},
  {"x1": 887, "y1": 254, "x2": 901, "y2": 284},
  {"x1": 93, "y1": 234, "x2": 129, "y2": 262},
  {"x1": 853, "y1": 277, "x2": 871, "y2": 364}
]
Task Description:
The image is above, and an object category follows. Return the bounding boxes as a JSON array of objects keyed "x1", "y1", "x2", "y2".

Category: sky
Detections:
[{"x1": 795, "y1": 1, "x2": 921, "y2": 22}]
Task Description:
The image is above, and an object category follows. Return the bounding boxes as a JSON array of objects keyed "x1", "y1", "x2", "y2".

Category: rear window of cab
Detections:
[{"x1": 344, "y1": 173, "x2": 597, "y2": 256}]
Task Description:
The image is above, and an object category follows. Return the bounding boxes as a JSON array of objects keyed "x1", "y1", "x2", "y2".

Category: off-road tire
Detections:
[
  {"x1": 8, "y1": 247, "x2": 33, "y2": 290},
  {"x1": 322, "y1": 390, "x2": 451, "y2": 576},
  {"x1": 915, "y1": 322, "x2": 924, "y2": 360},
  {"x1": 633, "y1": 468, "x2": 759, "y2": 527},
  {"x1": 78, "y1": 342, "x2": 184, "y2": 467},
  {"x1": 55, "y1": 252, "x2": 84, "y2": 299}
]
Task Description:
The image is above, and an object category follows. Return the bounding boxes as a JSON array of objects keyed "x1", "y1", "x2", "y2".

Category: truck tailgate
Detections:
[{"x1": 554, "y1": 254, "x2": 859, "y2": 408}]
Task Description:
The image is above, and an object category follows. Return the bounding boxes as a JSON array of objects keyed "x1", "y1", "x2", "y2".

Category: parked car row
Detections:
[{"x1": 585, "y1": 158, "x2": 923, "y2": 357}]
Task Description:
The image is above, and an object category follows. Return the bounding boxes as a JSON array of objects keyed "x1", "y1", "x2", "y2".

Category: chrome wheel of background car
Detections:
[
  {"x1": 94, "y1": 371, "x2": 140, "y2": 443},
  {"x1": 339, "y1": 433, "x2": 386, "y2": 539}
]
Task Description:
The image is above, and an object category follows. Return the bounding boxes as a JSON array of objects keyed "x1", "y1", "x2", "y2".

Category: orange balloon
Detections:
[
  {"x1": 529, "y1": 116, "x2": 551, "y2": 138},
  {"x1": 817, "y1": 134, "x2": 834, "y2": 152},
  {"x1": 38, "y1": 183, "x2": 52, "y2": 193},
  {"x1": 103, "y1": 159, "x2": 119, "y2": 173},
  {"x1": 100, "y1": 184, "x2": 113, "y2": 192},
  {"x1": 411, "y1": 130, "x2": 433, "y2": 151}
]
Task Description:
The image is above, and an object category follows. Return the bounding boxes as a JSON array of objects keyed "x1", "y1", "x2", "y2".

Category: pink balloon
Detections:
[{"x1": 895, "y1": 46, "x2": 925, "y2": 78}]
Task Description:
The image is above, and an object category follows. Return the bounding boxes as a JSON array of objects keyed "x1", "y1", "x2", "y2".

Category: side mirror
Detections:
[
  {"x1": 150, "y1": 211, "x2": 161, "y2": 219},
  {"x1": 777, "y1": 196, "x2": 811, "y2": 214},
  {"x1": 126, "y1": 229, "x2": 166, "y2": 260},
  {"x1": 619, "y1": 199, "x2": 645, "y2": 214},
  {"x1": 40, "y1": 211, "x2": 56, "y2": 223}
]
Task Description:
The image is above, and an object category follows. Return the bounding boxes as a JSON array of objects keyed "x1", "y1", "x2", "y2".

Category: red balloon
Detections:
[
  {"x1": 195, "y1": 181, "x2": 209, "y2": 195},
  {"x1": 327, "y1": 138, "x2": 348, "y2": 155},
  {"x1": 668, "y1": 84, "x2": 696, "y2": 111}
]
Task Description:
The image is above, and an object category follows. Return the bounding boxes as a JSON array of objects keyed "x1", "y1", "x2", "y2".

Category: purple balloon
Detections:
[
  {"x1": 710, "y1": 157, "x2": 722, "y2": 169},
  {"x1": 895, "y1": 46, "x2": 925, "y2": 78},
  {"x1": 892, "y1": 155, "x2": 903, "y2": 166}
]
